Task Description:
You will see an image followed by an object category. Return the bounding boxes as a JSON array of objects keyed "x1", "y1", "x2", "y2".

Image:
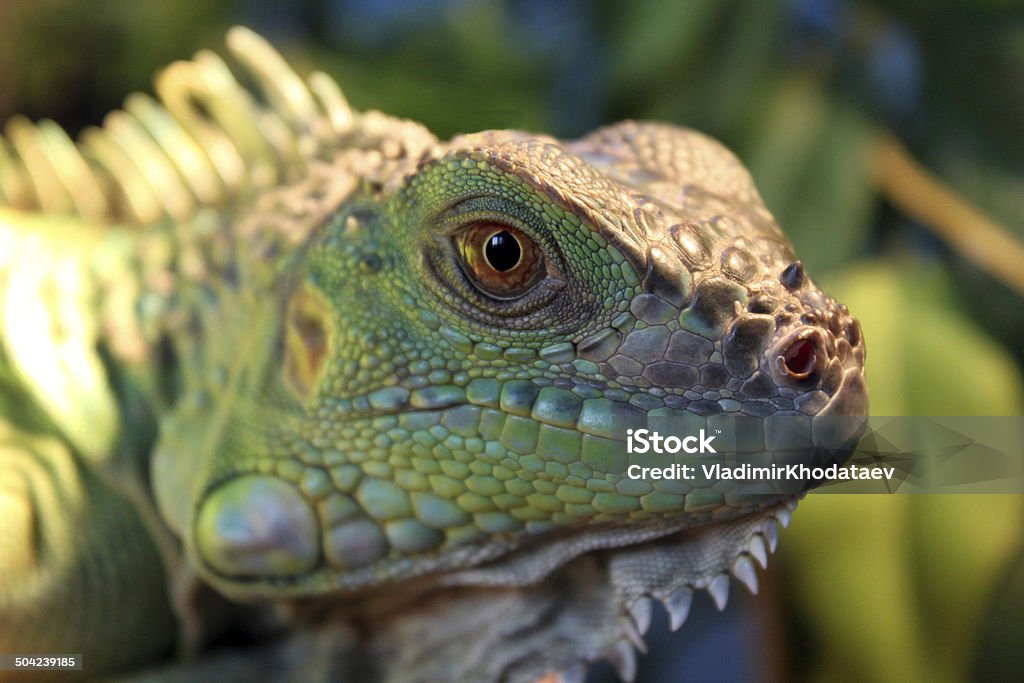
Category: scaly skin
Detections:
[{"x1": 0, "y1": 28, "x2": 867, "y2": 682}]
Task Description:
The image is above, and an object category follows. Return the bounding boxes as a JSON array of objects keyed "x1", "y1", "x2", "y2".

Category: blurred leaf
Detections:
[
  {"x1": 747, "y1": 76, "x2": 875, "y2": 273},
  {"x1": 746, "y1": 75, "x2": 830, "y2": 227},
  {"x1": 785, "y1": 104, "x2": 875, "y2": 271},
  {"x1": 785, "y1": 258, "x2": 1024, "y2": 681},
  {"x1": 301, "y1": 7, "x2": 552, "y2": 139},
  {"x1": 695, "y1": 0, "x2": 785, "y2": 135},
  {"x1": 822, "y1": 258, "x2": 1024, "y2": 415},
  {"x1": 305, "y1": 44, "x2": 550, "y2": 138},
  {"x1": 784, "y1": 495, "x2": 946, "y2": 683},
  {"x1": 786, "y1": 492, "x2": 1024, "y2": 683},
  {"x1": 623, "y1": 0, "x2": 787, "y2": 140},
  {"x1": 0, "y1": 0, "x2": 230, "y2": 132},
  {"x1": 936, "y1": 152, "x2": 1024, "y2": 364},
  {"x1": 974, "y1": 548, "x2": 1024, "y2": 680},
  {"x1": 607, "y1": 0, "x2": 723, "y2": 88}
]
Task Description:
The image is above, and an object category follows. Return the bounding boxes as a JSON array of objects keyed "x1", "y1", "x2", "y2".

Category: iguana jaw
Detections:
[
  {"x1": 187, "y1": 480, "x2": 798, "y2": 597},
  {"x1": 225, "y1": 500, "x2": 797, "y2": 683}
]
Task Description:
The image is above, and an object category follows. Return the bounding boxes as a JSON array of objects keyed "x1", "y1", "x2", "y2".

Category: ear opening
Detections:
[{"x1": 282, "y1": 282, "x2": 332, "y2": 401}]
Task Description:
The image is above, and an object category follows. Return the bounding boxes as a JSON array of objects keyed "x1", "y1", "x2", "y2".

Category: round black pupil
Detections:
[{"x1": 484, "y1": 231, "x2": 521, "y2": 272}]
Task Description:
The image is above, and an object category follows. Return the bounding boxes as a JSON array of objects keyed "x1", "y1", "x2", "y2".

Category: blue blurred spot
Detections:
[
  {"x1": 865, "y1": 21, "x2": 921, "y2": 123},
  {"x1": 511, "y1": 0, "x2": 606, "y2": 135},
  {"x1": 326, "y1": 0, "x2": 457, "y2": 48},
  {"x1": 787, "y1": 0, "x2": 849, "y2": 59}
]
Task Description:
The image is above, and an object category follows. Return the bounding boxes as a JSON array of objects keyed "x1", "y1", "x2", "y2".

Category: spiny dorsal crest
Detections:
[{"x1": 0, "y1": 27, "x2": 356, "y2": 225}]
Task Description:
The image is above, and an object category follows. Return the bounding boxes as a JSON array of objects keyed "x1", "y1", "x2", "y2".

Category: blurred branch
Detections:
[{"x1": 869, "y1": 131, "x2": 1024, "y2": 297}]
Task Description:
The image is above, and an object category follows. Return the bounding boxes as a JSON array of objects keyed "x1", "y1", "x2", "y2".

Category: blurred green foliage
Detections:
[
  {"x1": 788, "y1": 259, "x2": 1023, "y2": 681},
  {"x1": 1, "y1": 1, "x2": 1022, "y2": 681}
]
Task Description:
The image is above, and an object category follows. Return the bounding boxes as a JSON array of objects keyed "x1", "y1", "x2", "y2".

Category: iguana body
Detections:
[{"x1": 0, "y1": 28, "x2": 867, "y2": 682}]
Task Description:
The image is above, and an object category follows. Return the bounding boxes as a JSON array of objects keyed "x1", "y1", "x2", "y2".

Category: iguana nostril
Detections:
[
  {"x1": 782, "y1": 338, "x2": 817, "y2": 378},
  {"x1": 195, "y1": 475, "x2": 319, "y2": 578}
]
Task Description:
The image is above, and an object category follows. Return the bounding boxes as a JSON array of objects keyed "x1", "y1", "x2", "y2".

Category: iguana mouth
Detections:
[
  {"x1": 190, "y1": 392, "x2": 865, "y2": 597},
  {"x1": 189, "y1": 467, "x2": 801, "y2": 590},
  {"x1": 254, "y1": 500, "x2": 798, "y2": 683}
]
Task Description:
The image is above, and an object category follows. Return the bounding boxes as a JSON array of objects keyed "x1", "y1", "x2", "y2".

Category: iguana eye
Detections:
[{"x1": 455, "y1": 223, "x2": 545, "y2": 299}]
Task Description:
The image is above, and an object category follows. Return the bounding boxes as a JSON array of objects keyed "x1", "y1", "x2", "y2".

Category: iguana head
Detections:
[
  {"x1": 0, "y1": 26, "x2": 869, "y2": 680},
  {"x1": 158, "y1": 122, "x2": 867, "y2": 597}
]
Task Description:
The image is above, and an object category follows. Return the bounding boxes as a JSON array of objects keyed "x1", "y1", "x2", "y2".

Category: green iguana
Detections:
[{"x1": 0, "y1": 28, "x2": 868, "y2": 682}]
